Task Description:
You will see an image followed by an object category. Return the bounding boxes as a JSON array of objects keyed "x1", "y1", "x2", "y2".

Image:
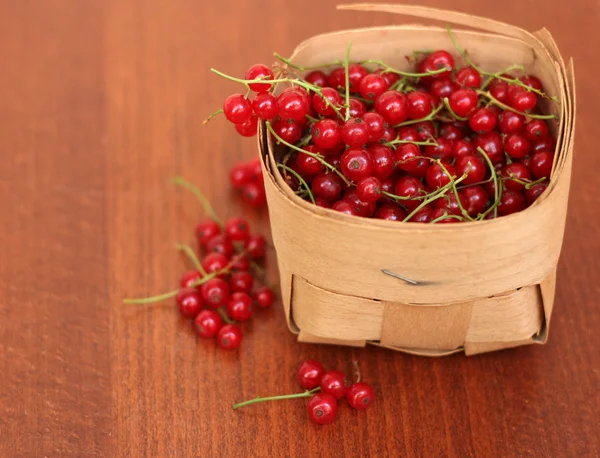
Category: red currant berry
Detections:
[
  {"x1": 424, "y1": 137, "x2": 453, "y2": 162},
  {"x1": 226, "y1": 292, "x2": 253, "y2": 321},
  {"x1": 395, "y1": 176, "x2": 425, "y2": 210},
  {"x1": 456, "y1": 67, "x2": 482, "y2": 88},
  {"x1": 414, "y1": 121, "x2": 436, "y2": 141},
  {"x1": 223, "y1": 94, "x2": 252, "y2": 124},
  {"x1": 420, "y1": 50, "x2": 454, "y2": 79},
  {"x1": 230, "y1": 253, "x2": 250, "y2": 271},
  {"x1": 530, "y1": 151, "x2": 554, "y2": 179},
  {"x1": 332, "y1": 200, "x2": 360, "y2": 216},
  {"x1": 201, "y1": 277, "x2": 231, "y2": 309},
  {"x1": 341, "y1": 148, "x2": 373, "y2": 181},
  {"x1": 489, "y1": 79, "x2": 509, "y2": 102},
  {"x1": 525, "y1": 120, "x2": 549, "y2": 140},
  {"x1": 320, "y1": 370, "x2": 347, "y2": 400},
  {"x1": 347, "y1": 64, "x2": 369, "y2": 92},
  {"x1": 272, "y1": 118, "x2": 302, "y2": 144},
  {"x1": 510, "y1": 91, "x2": 537, "y2": 112},
  {"x1": 328, "y1": 67, "x2": 345, "y2": 89},
  {"x1": 504, "y1": 133, "x2": 531, "y2": 159},
  {"x1": 312, "y1": 119, "x2": 341, "y2": 150},
  {"x1": 180, "y1": 270, "x2": 203, "y2": 289},
  {"x1": 194, "y1": 309, "x2": 223, "y2": 338},
  {"x1": 344, "y1": 190, "x2": 376, "y2": 217},
  {"x1": 234, "y1": 115, "x2": 258, "y2": 137},
  {"x1": 224, "y1": 217, "x2": 250, "y2": 242},
  {"x1": 346, "y1": 382, "x2": 374, "y2": 409},
  {"x1": 380, "y1": 124, "x2": 396, "y2": 143},
  {"x1": 342, "y1": 98, "x2": 367, "y2": 119},
  {"x1": 252, "y1": 92, "x2": 278, "y2": 120},
  {"x1": 241, "y1": 181, "x2": 267, "y2": 208},
  {"x1": 306, "y1": 70, "x2": 329, "y2": 88},
  {"x1": 296, "y1": 146, "x2": 325, "y2": 178},
  {"x1": 532, "y1": 136, "x2": 555, "y2": 154},
  {"x1": 244, "y1": 234, "x2": 266, "y2": 259},
  {"x1": 431, "y1": 208, "x2": 460, "y2": 223},
  {"x1": 498, "y1": 190, "x2": 526, "y2": 216},
  {"x1": 502, "y1": 163, "x2": 532, "y2": 191},
  {"x1": 525, "y1": 182, "x2": 548, "y2": 206},
  {"x1": 245, "y1": 64, "x2": 274, "y2": 92},
  {"x1": 359, "y1": 73, "x2": 389, "y2": 101},
  {"x1": 449, "y1": 89, "x2": 478, "y2": 118},
  {"x1": 439, "y1": 123, "x2": 463, "y2": 142},
  {"x1": 341, "y1": 117, "x2": 369, "y2": 147},
  {"x1": 426, "y1": 163, "x2": 456, "y2": 189},
  {"x1": 297, "y1": 360, "x2": 326, "y2": 389},
  {"x1": 376, "y1": 69, "x2": 400, "y2": 87},
  {"x1": 202, "y1": 252, "x2": 229, "y2": 275},
  {"x1": 469, "y1": 107, "x2": 498, "y2": 133},
  {"x1": 253, "y1": 286, "x2": 275, "y2": 309},
  {"x1": 475, "y1": 132, "x2": 504, "y2": 165},
  {"x1": 395, "y1": 143, "x2": 429, "y2": 177},
  {"x1": 229, "y1": 271, "x2": 254, "y2": 294},
  {"x1": 519, "y1": 75, "x2": 543, "y2": 91},
  {"x1": 195, "y1": 219, "x2": 221, "y2": 246},
  {"x1": 362, "y1": 112, "x2": 386, "y2": 143},
  {"x1": 460, "y1": 186, "x2": 489, "y2": 216},
  {"x1": 312, "y1": 172, "x2": 343, "y2": 201},
  {"x1": 368, "y1": 144, "x2": 395, "y2": 180},
  {"x1": 430, "y1": 78, "x2": 459, "y2": 99},
  {"x1": 435, "y1": 192, "x2": 467, "y2": 216},
  {"x1": 312, "y1": 87, "x2": 341, "y2": 116},
  {"x1": 175, "y1": 287, "x2": 203, "y2": 319},
  {"x1": 229, "y1": 163, "x2": 253, "y2": 190},
  {"x1": 206, "y1": 234, "x2": 235, "y2": 258},
  {"x1": 217, "y1": 324, "x2": 243, "y2": 350},
  {"x1": 307, "y1": 393, "x2": 338, "y2": 425},
  {"x1": 357, "y1": 177, "x2": 382, "y2": 203},
  {"x1": 375, "y1": 91, "x2": 408, "y2": 125},
  {"x1": 277, "y1": 89, "x2": 310, "y2": 122},
  {"x1": 408, "y1": 206, "x2": 434, "y2": 223},
  {"x1": 397, "y1": 126, "x2": 419, "y2": 143},
  {"x1": 456, "y1": 155, "x2": 486, "y2": 185},
  {"x1": 375, "y1": 203, "x2": 407, "y2": 221},
  {"x1": 453, "y1": 139, "x2": 475, "y2": 160},
  {"x1": 407, "y1": 91, "x2": 433, "y2": 119},
  {"x1": 498, "y1": 110, "x2": 525, "y2": 134}
]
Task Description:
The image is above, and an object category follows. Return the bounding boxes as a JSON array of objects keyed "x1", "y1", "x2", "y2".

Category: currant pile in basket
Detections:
[
  {"x1": 208, "y1": 30, "x2": 559, "y2": 223},
  {"x1": 232, "y1": 359, "x2": 374, "y2": 425},
  {"x1": 123, "y1": 176, "x2": 274, "y2": 350}
]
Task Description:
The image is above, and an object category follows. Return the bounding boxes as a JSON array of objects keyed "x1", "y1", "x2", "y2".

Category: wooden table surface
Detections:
[{"x1": 1, "y1": 1, "x2": 599, "y2": 457}]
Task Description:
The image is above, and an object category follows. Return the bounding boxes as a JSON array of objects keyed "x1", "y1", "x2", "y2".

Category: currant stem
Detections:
[
  {"x1": 430, "y1": 213, "x2": 464, "y2": 224},
  {"x1": 384, "y1": 137, "x2": 439, "y2": 147},
  {"x1": 361, "y1": 60, "x2": 449, "y2": 78},
  {"x1": 203, "y1": 109, "x2": 224, "y2": 125},
  {"x1": 476, "y1": 147, "x2": 500, "y2": 219},
  {"x1": 171, "y1": 177, "x2": 224, "y2": 227},
  {"x1": 273, "y1": 53, "x2": 342, "y2": 71},
  {"x1": 232, "y1": 387, "x2": 321, "y2": 410},
  {"x1": 442, "y1": 97, "x2": 468, "y2": 121},
  {"x1": 278, "y1": 163, "x2": 316, "y2": 204},
  {"x1": 175, "y1": 242, "x2": 207, "y2": 276},
  {"x1": 393, "y1": 103, "x2": 444, "y2": 128},
  {"x1": 402, "y1": 173, "x2": 468, "y2": 222},
  {"x1": 436, "y1": 160, "x2": 474, "y2": 221},
  {"x1": 217, "y1": 308, "x2": 235, "y2": 325},
  {"x1": 343, "y1": 41, "x2": 352, "y2": 121},
  {"x1": 476, "y1": 91, "x2": 557, "y2": 119},
  {"x1": 123, "y1": 289, "x2": 179, "y2": 305},
  {"x1": 266, "y1": 121, "x2": 351, "y2": 186}
]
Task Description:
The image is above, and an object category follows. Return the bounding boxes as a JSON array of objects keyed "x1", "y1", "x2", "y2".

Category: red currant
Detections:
[
  {"x1": 306, "y1": 70, "x2": 328, "y2": 88},
  {"x1": 342, "y1": 98, "x2": 367, "y2": 118},
  {"x1": 312, "y1": 119, "x2": 341, "y2": 150},
  {"x1": 206, "y1": 234, "x2": 235, "y2": 258},
  {"x1": 502, "y1": 163, "x2": 531, "y2": 191},
  {"x1": 277, "y1": 89, "x2": 310, "y2": 122},
  {"x1": 357, "y1": 177, "x2": 382, "y2": 203},
  {"x1": 530, "y1": 151, "x2": 554, "y2": 179},
  {"x1": 226, "y1": 292, "x2": 253, "y2": 321},
  {"x1": 234, "y1": 115, "x2": 258, "y2": 137},
  {"x1": 241, "y1": 181, "x2": 267, "y2": 208},
  {"x1": 320, "y1": 370, "x2": 347, "y2": 400},
  {"x1": 307, "y1": 393, "x2": 338, "y2": 425},
  {"x1": 175, "y1": 287, "x2": 203, "y2": 318},
  {"x1": 346, "y1": 382, "x2": 374, "y2": 409},
  {"x1": 341, "y1": 148, "x2": 373, "y2": 181},
  {"x1": 223, "y1": 94, "x2": 252, "y2": 124},
  {"x1": 180, "y1": 270, "x2": 203, "y2": 289},
  {"x1": 272, "y1": 118, "x2": 303, "y2": 144},
  {"x1": 194, "y1": 309, "x2": 223, "y2": 338},
  {"x1": 217, "y1": 324, "x2": 243, "y2": 350},
  {"x1": 396, "y1": 143, "x2": 429, "y2": 177},
  {"x1": 375, "y1": 91, "x2": 408, "y2": 125},
  {"x1": 525, "y1": 120, "x2": 549, "y2": 140},
  {"x1": 200, "y1": 277, "x2": 231, "y2": 309},
  {"x1": 297, "y1": 360, "x2": 326, "y2": 389},
  {"x1": 224, "y1": 217, "x2": 250, "y2": 242},
  {"x1": 245, "y1": 64, "x2": 274, "y2": 92},
  {"x1": 368, "y1": 144, "x2": 395, "y2": 180},
  {"x1": 244, "y1": 234, "x2": 266, "y2": 259},
  {"x1": 460, "y1": 186, "x2": 489, "y2": 216},
  {"x1": 253, "y1": 286, "x2": 275, "y2": 308},
  {"x1": 375, "y1": 203, "x2": 406, "y2": 221},
  {"x1": 469, "y1": 107, "x2": 498, "y2": 133},
  {"x1": 202, "y1": 252, "x2": 229, "y2": 275},
  {"x1": 311, "y1": 172, "x2": 343, "y2": 201},
  {"x1": 456, "y1": 155, "x2": 486, "y2": 185},
  {"x1": 252, "y1": 92, "x2": 278, "y2": 120},
  {"x1": 195, "y1": 219, "x2": 221, "y2": 246},
  {"x1": 453, "y1": 139, "x2": 475, "y2": 160},
  {"x1": 407, "y1": 91, "x2": 433, "y2": 119},
  {"x1": 332, "y1": 200, "x2": 360, "y2": 216},
  {"x1": 475, "y1": 131, "x2": 504, "y2": 165},
  {"x1": 499, "y1": 110, "x2": 526, "y2": 134},
  {"x1": 449, "y1": 89, "x2": 478, "y2": 118},
  {"x1": 359, "y1": 73, "x2": 389, "y2": 101},
  {"x1": 456, "y1": 67, "x2": 482, "y2": 88},
  {"x1": 424, "y1": 137, "x2": 453, "y2": 162},
  {"x1": 362, "y1": 112, "x2": 386, "y2": 143},
  {"x1": 498, "y1": 190, "x2": 526, "y2": 216},
  {"x1": 229, "y1": 271, "x2": 254, "y2": 294},
  {"x1": 525, "y1": 182, "x2": 548, "y2": 206},
  {"x1": 504, "y1": 133, "x2": 531, "y2": 159},
  {"x1": 341, "y1": 117, "x2": 369, "y2": 147},
  {"x1": 426, "y1": 163, "x2": 456, "y2": 189}
]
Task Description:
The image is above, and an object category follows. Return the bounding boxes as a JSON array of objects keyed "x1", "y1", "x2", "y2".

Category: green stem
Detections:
[
  {"x1": 476, "y1": 147, "x2": 500, "y2": 219},
  {"x1": 232, "y1": 387, "x2": 321, "y2": 410},
  {"x1": 171, "y1": 177, "x2": 224, "y2": 227},
  {"x1": 305, "y1": 114, "x2": 320, "y2": 123},
  {"x1": 384, "y1": 137, "x2": 438, "y2": 148},
  {"x1": 436, "y1": 161, "x2": 473, "y2": 221},
  {"x1": 273, "y1": 53, "x2": 343, "y2": 71},
  {"x1": 430, "y1": 213, "x2": 464, "y2": 224},
  {"x1": 203, "y1": 108, "x2": 224, "y2": 125},
  {"x1": 175, "y1": 242, "x2": 207, "y2": 276},
  {"x1": 402, "y1": 174, "x2": 468, "y2": 222},
  {"x1": 442, "y1": 97, "x2": 468, "y2": 121},
  {"x1": 361, "y1": 60, "x2": 449, "y2": 78},
  {"x1": 475, "y1": 90, "x2": 557, "y2": 120},
  {"x1": 343, "y1": 41, "x2": 352, "y2": 121},
  {"x1": 278, "y1": 164, "x2": 315, "y2": 204},
  {"x1": 217, "y1": 308, "x2": 235, "y2": 324},
  {"x1": 266, "y1": 122, "x2": 351, "y2": 186},
  {"x1": 123, "y1": 289, "x2": 179, "y2": 305},
  {"x1": 393, "y1": 103, "x2": 444, "y2": 128}
]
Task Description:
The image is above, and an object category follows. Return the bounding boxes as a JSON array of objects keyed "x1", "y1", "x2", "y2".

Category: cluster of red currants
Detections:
[
  {"x1": 209, "y1": 37, "x2": 558, "y2": 223},
  {"x1": 124, "y1": 178, "x2": 274, "y2": 350},
  {"x1": 229, "y1": 157, "x2": 267, "y2": 208},
  {"x1": 233, "y1": 359, "x2": 374, "y2": 425}
]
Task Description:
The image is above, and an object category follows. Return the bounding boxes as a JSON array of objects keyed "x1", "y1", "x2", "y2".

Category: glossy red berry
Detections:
[
  {"x1": 359, "y1": 73, "x2": 389, "y2": 101},
  {"x1": 245, "y1": 64, "x2": 274, "y2": 92},
  {"x1": 424, "y1": 137, "x2": 453, "y2": 162},
  {"x1": 407, "y1": 91, "x2": 433, "y2": 119},
  {"x1": 206, "y1": 234, "x2": 235, "y2": 258},
  {"x1": 234, "y1": 115, "x2": 258, "y2": 137},
  {"x1": 297, "y1": 360, "x2": 326, "y2": 389},
  {"x1": 241, "y1": 181, "x2": 267, "y2": 208},
  {"x1": 503, "y1": 163, "x2": 532, "y2": 191},
  {"x1": 376, "y1": 69, "x2": 400, "y2": 87},
  {"x1": 341, "y1": 117, "x2": 369, "y2": 147},
  {"x1": 180, "y1": 270, "x2": 203, "y2": 289},
  {"x1": 347, "y1": 63, "x2": 369, "y2": 92},
  {"x1": 460, "y1": 186, "x2": 489, "y2": 216},
  {"x1": 312, "y1": 87, "x2": 342, "y2": 116},
  {"x1": 368, "y1": 144, "x2": 395, "y2": 180},
  {"x1": 448, "y1": 89, "x2": 478, "y2": 118},
  {"x1": 397, "y1": 125, "x2": 419, "y2": 142},
  {"x1": 277, "y1": 89, "x2": 310, "y2": 122},
  {"x1": 520, "y1": 75, "x2": 543, "y2": 91},
  {"x1": 311, "y1": 172, "x2": 343, "y2": 201},
  {"x1": 223, "y1": 94, "x2": 253, "y2": 124},
  {"x1": 226, "y1": 292, "x2": 253, "y2": 321},
  {"x1": 525, "y1": 120, "x2": 549, "y2": 140},
  {"x1": 456, "y1": 67, "x2": 482, "y2": 88},
  {"x1": 217, "y1": 324, "x2": 243, "y2": 350},
  {"x1": 253, "y1": 286, "x2": 275, "y2": 308},
  {"x1": 420, "y1": 50, "x2": 454, "y2": 79},
  {"x1": 344, "y1": 190, "x2": 376, "y2": 218},
  {"x1": 414, "y1": 121, "x2": 436, "y2": 141},
  {"x1": 332, "y1": 200, "x2": 360, "y2": 216},
  {"x1": 244, "y1": 234, "x2": 266, "y2": 259},
  {"x1": 307, "y1": 393, "x2": 338, "y2": 425},
  {"x1": 305, "y1": 70, "x2": 328, "y2": 88},
  {"x1": 499, "y1": 110, "x2": 526, "y2": 134},
  {"x1": 296, "y1": 147, "x2": 325, "y2": 178},
  {"x1": 194, "y1": 309, "x2": 223, "y2": 338},
  {"x1": 395, "y1": 176, "x2": 425, "y2": 210},
  {"x1": 341, "y1": 148, "x2": 373, "y2": 181},
  {"x1": 475, "y1": 132, "x2": 504, "y2": 165},
  {"x1": 510, "y1": 91, "x2": 537, "y2": 112},
  {"x1": 202, "y1": 252, "x2": 229, "y2": 275},
  {"x1": 328, "y1": 67, "x2": 346, "y2": 89},
  {"x1": 200, "y1": 277, "x2": 231, "y2": 309},
  {"x1": 272, "y1": 119, "x2": 303, "y2": 144},
  {"x1": 489, "y1": 79, "x2": 509, "y2": 102},
  {"x1": 357, "y1": 177, "x2": 382, "y2": 203},
  {"x1": 396, "y1": 143, "x2": 429, "y2": 177},
  {"x1": 498, "y1": 190, "x2": 526, "y2": 216},
  {"x1": 252, "y1": 92, "x2": 278, "y2": 120},
  {"x1": 469, "y1": 107, "x2": 498, "y2": 133},
  {"x1": 375, "y1": 203, "x2": 407, "y2": 221},
  {"x1": 362, "y1": 112, "x2": 386, "y2": 143},
  {"x1": 319, "y1": 370, "x2": 347, "y2": 400},
  {"x1": 230, "y1": 163, "x2": 254, "y2": 190},
  {"x1": 456, "y1": 155, "x2": 486, "y2": 185},
  {"x1": 453, "y1": 139, "x2": 475, "y2": 160},
  {"x1": 195, "y1": 219, "x2": 221, "y2": 246},
  {"x1": 223, "y1": 217, "x2": 249, "y2": 242},
  {"x1": 408, "y1": 206, "x2": 434, "y2": 223},
  {"x1": 439, "y1": 123, "x2": 464, "y2": 142},
  {"x1": 175, "y1": 287, "x2": 203, "y2": 319},
  {"x1": 504, "y1": 133, "x2": 531, "y2": 159},
  {"x1": 375, "y1": 91, "x2": 408, "y2": 125},
  {"x1": 530, "y1": 151, "x2": 554, "y2": 179},
  {"x1": 525, "y1": 182, "x2": 548, "y2": 206},
  {"x1": 426, "y1": 163, "x2": 456, "y2": 189},
  {"x1": 532, "y1": 136, "x2": 555, "y2": 154},
  {"x1": 342, "y1": 98, "x2": 368, "y2": 119},
  {"x1": 312, "y1": 119, "x2": 341, "y2": 150},
  {"x1": 230, "y1": 253, "x2": 250, "y2": 271},
  {"x1": 430, "y1": 78, "x2": 459, "y2": 99},
  {"x1": 346, "y1": 382, "x2": 374, "y2": 409},
  {"x1": 229, "y1": 271, "x2": 254, "y2": 294}
]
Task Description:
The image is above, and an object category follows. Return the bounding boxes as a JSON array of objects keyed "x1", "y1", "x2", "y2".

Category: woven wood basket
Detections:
[{"x1": 258, "y1": 4, "x2": 576, "y2": 356}]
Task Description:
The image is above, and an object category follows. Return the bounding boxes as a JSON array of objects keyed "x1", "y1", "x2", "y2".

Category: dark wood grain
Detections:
[{"x1": 0, "y1": 1, "x2": 598, "y2": 457}]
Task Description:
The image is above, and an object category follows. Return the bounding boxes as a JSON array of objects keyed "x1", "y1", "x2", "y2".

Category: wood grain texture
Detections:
[{"x1": 0, "y1": 1, "x2": 598, "y2": 457}]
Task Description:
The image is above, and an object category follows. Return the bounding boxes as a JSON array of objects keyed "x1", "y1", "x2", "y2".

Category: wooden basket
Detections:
[{"x1": 258, "y1": 4, "x2": 576, "y2": 356}]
